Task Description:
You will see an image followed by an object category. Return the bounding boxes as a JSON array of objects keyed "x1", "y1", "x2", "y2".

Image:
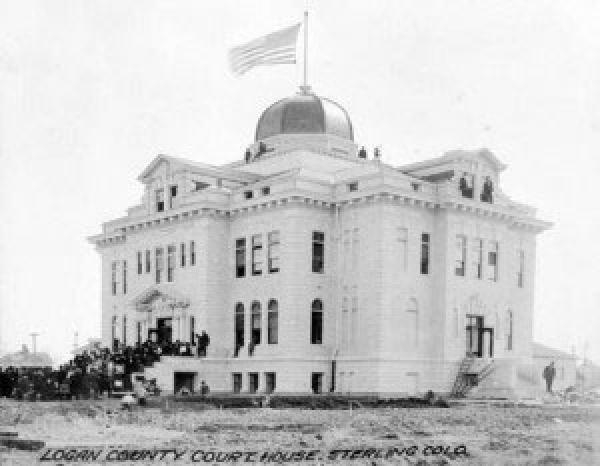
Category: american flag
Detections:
[{"x1": 229, "y1": 23, "x2": 301, "y2": 76}]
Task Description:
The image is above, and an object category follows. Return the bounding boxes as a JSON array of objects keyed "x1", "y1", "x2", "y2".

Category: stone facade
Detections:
[{"x1": 89, "y1": 91, "x2": 550, "y2": 395}]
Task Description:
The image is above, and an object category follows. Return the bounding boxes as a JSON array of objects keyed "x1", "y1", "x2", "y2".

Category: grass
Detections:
[{"x1": 0, "y1": 398, "x2": 598, "y2": 464}]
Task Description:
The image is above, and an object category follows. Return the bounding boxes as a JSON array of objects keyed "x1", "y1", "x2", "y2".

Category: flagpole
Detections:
[{"x1": 303, "y1": 10, "x2": 308, "y2": 92}]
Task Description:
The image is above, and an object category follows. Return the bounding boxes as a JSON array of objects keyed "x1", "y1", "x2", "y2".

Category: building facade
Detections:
[{"x1": 89, "y1": 90, "x2": 550, "y2": 395}]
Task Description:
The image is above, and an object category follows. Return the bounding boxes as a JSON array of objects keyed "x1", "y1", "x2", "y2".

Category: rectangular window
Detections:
[
  {"x1": 472, "y1": 239, "x2": 483, "y2": 279},
  {"x1": 265, "y1": 372, "x2": 276, "y2": 394},
  {"x1": 235, "y1": 238, "x2": 246, "y2": 278},
  {"x1": 145, "y1": 250, "x2": 151, "y2": 273},
  {"x1": 488, "y1": 241, "x2": 498, "y2": 282},
  {"x1": 517, "y1": 249, "x2": 524, "y2": 288},
  {"x1": 251, "y1": 306, "x2": 261, "y2": 345},
  {"x1": 347, "y1": 182, "x2": 358, "y2": 192},
  {"x1": 248, "y1": 373, "x2": 259, "y2": 394},
  {"x1": 235, "y1": 305, "x2": 244, "y2": 350},
  {"x1": 122, "y1": 260, "x2": 127, "y2": 294},
  {"x1": 180, "y1": 242, "x2": 186, "y2": 267},
  {"x1": 455, "y1": 235, "x2": 466, "y2": 277},
  {"x1": 420, "y1": 233, "x2": 430, "y2": 275},
  {"x1": 111, "y1": 261, "x2": 117, "y2": 295},
  {"x1": 244, "y1": 190, "x2": 253, "y2": 199},
  {"x1": 155, "y1": 189, "x2": 165, "y2": 212},
  {"x1": 167, "y1": 245, "x2": 175, "y2": 282},
  {"x1": 506, "y1": 311, "x2": 513, "y2": 351},
  {"x1": 267, "y1": 231, "x2": 280, "y2": 273},
  {"x1": 136, "y1": 322, "x2": 142, "y2": 345},
  {"x1": 268, "y1": 305, "x2": 278, "y2": 345},
  {"x1": 232, "y1": 373, "x2": 242, "y2": 393},
  {"x1": 137, "y1": 252, "x2": 142, "y2": 275},
  {"x1": 261, "y1": 186, "x2": 270, "y2": 196},
  {"x1": 312, "y1": 231, "x2": 325, "y2": 273},
  {"x1": 190, "y1": 241, "x2": 196, "y2": 266},
  {"x1": 251, "y1": 234, "x2": 263, "y2": 275},
  {"x1": 122, "y1": 315, "x2": 127, "y2": 345},
  {"x1": 459, "y1": 173, "x2": 474, "y2": 199},
  {"x1": 155, "y1": 247, "x2": 163, "y2": 284},
  {"x1": 169, "y1": 185, "x2": 177, "y2": 209}
]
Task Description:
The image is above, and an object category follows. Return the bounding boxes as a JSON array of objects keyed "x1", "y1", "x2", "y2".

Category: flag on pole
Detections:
[{"x1": 229, "y1": 23, "x2": 301, "y2": 76}]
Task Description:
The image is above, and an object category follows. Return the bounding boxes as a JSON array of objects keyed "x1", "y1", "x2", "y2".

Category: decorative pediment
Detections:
[
  {"x1": 132, "y1": 287, "x2": 190, "y2": 312},
  {"x1": 137, "y1": 155, "x2": 184, "y2": 183},
  {"x1": 399, "y1": 148, "x2": 507, "y2": 179},
  {"x1": 137, "y1": 154, "x2": 262, "y2": 184}
]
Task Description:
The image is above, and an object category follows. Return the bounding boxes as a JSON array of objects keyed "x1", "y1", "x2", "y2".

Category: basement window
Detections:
[{"x1": 194, "y1": 181, "x2": 210, "y2": 191}]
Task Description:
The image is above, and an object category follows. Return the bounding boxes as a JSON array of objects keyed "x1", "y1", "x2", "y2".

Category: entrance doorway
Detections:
[
  {"x1": 156, "y1": 318, "x2": 172, "y2": 346},
  {"x1": 466, "y1": 315, "x2": 494, "y2": 358},
  {"x1": 311, "y1": 372, "x2": 323, "y2": 394},
  {"x1": 174, "y1": 371, "x2": 196, "y2": 394}
]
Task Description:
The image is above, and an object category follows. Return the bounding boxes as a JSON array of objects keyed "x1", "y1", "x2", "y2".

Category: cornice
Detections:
[{"x1": 90, "y1": 188, "x2": 548, "y2": 249}]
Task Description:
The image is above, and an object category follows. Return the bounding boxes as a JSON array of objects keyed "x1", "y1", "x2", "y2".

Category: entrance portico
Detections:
[{"x1": 131, "y1": 288, "x2": 193, "y2": 344}]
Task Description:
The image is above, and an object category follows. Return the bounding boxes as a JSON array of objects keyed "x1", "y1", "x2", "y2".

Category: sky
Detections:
[{"x1": 0, "y1": 0, "x2": 599, "y2": 365}]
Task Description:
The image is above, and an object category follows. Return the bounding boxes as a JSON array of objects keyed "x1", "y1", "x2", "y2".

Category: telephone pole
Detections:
[{"x1": 29, "y1": 332, "x2": 39, "y2": 353}]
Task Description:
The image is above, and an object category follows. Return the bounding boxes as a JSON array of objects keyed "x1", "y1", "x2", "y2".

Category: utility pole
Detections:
[{"x1": 29, "y1": 332, "x2": 39, "y2": 353}]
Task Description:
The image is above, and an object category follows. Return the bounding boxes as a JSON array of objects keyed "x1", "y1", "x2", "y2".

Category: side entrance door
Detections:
[
  {"x1": 466, "y1": 315, "x2": 483, "y2": 357},
  {"x1": 481, "y1": 327, "x2": 494, "y2": 358},
  {"x1": 466, "y1": 315, "x2": 494, "y2": 358}
]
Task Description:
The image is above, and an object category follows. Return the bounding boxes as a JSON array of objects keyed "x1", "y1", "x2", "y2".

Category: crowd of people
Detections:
[{"x1": 0, "y1": 333, "x2": 210, "y2": 402}]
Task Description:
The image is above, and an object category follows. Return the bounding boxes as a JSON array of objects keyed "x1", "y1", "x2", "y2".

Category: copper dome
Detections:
[{"x1": 255, "y1": 92, "x2": 354, "y2": 142}]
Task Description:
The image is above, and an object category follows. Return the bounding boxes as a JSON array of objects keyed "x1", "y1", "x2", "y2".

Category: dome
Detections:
[{"x1": 255, "y1": 91, "x2": 354, "y2": 142}]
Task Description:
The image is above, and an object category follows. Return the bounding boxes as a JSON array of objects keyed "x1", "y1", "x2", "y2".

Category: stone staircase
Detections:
[{"x1": 451, "y1": 356, "x2": 495, "y2": 398}]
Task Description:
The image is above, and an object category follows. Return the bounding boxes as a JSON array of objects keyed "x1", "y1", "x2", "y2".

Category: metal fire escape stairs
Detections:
[{"x1": 451, "y1": 356, "x2": 495, "y2": 398}]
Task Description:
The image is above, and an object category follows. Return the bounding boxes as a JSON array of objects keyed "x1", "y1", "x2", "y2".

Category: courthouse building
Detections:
[{"x1": 89, "y1": 89, "x2": 550, "y2": 396}]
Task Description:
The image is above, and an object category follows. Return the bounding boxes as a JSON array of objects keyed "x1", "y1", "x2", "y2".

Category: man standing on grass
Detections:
[{"x1": 543, "y1": 361, "x2": 556, "y2": 393}]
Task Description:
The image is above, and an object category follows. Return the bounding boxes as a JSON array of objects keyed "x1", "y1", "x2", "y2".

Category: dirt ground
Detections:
[{"x1": 0, "y1": 398, "x2": 598, "y2": 465}]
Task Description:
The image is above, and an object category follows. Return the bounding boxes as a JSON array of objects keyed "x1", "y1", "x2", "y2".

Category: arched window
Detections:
[
  {"x1": 311, "y1": 299, "x2": 323, "y2": 344},
  {"x1": 235, "y1": 303, "x2": 244, "y2": 350},
  {"x1": 267, "y1": 299, "x2": 278, "y2": 344},
  {"x1": 190, "y1": 316, "x2": 196, "y2": 343},
  {"x1": 251, "y1": 301, "x2": 261, "y2": 345},
  {"x1": 406, "y1": 298, "x2": 418, "y2": 347}
]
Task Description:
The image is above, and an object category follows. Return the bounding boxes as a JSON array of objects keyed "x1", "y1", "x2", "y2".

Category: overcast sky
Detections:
[{"x1": 1, "y1": 0, "x2": 599, "y2": 365}]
